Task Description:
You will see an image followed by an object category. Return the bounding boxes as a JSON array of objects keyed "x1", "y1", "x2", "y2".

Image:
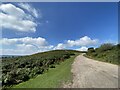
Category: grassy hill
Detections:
[
  {"x1": 2, "y1": 50, "x2": 80, "y2": 89},
  {"x1": 85, "y1": 43, "x2": 120, "y2": 65},
  {"x1": 13, "y1": 55, "x2": 78, "y2": 88}
]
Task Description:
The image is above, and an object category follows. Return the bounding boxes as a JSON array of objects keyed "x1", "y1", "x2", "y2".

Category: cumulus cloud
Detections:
[
  {"x1": 1, "y1": 37, "x2": 47, "y2": 46},
  {"x1": 0, "y1": 3, "x2": 39, "y2": 32},
  {"x1": 0, "y1": 3, "x2": 26, "y2": 18},
  {"x1": 18, "y1": 3, "x2": 39, "y2": 18},
  {"x1": 54, "y1": 36, "x2": 98, "y2": 50},
  {"x1": 0, "y1": 36, "x2": 98, "y2": 55},
  {"x1": 76, "y1": 46, "x2": 88, "y2": 51},
  {"x1": 1, "y1": 37, "x2": 53, "y2": 55},
  {"x1": 53, "y1": 43, "x2": 66, "y2": 50},
  {"x1": 0, "y1": 48, "x2": 37, "y2": 55},
  {"x1": 66, "y1": 36, "x2": 98, "y2": 47}
]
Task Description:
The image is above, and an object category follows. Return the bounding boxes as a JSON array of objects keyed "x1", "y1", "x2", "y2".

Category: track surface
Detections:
[{"x1": 64, "y1": 54, "x2": 118, "y2": 88}]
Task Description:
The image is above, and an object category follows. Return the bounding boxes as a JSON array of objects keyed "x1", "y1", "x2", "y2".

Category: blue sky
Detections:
[{"x1": 0, "y1": 2, "x2": 118, "y2": 55}]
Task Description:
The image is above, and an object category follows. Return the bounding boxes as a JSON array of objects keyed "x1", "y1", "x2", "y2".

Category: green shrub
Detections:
[
  {"x1": 86, "y1": 43, "x2": 120, "y2": 65},
  {"x1": 2, "y1": 50, "x2": 79, "y2": 87},
  {"x1": 50, "y1": 65, "x2": 55, "y2": 68},
  {"x1": 96, "y1": 43, "x2": 113, "y2": 53},
  {"x1": 87, "y1": 47, "x2": 95, "y2": 55}
]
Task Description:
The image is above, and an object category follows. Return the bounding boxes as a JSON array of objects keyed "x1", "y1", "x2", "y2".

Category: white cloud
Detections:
[
  {"x1": 0, "y1": 3, "x2": 38, "y2": 32},
  {"x1": 1, "y1": 37, "x2": 53, "y2": 55},
  {"x1": 66, "y1": 36, "x2": 98, "y2": 46},
  {"x1": 0, "y1": 48, "x2": 37, "y2": 55},
  {"x1": 76, "y1": 46, "x2": 88, "y2": 51},
  {"x1": 19, "y1": 3, "x2": 39, "y2": 18},
  {"x1": 0, "y1": 3, "x2": 26, "y2": 18},
  {"x1": 54, "y1": 36, "x2": 98, "y2": 50},
  {"x1": 1, "y1": 37, "x2": 47, "y2": 46},
  {"x1": 53, "y1": 43, "x2": 66, "y2": 50},
  {"x1": 1, "y1": 36, "x2": 98, "y2": 55}
]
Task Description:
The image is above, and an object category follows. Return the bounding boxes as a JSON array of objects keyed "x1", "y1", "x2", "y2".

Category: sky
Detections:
[{"x1": 0, "y1": 2, "x2": 118, "y2": 55}]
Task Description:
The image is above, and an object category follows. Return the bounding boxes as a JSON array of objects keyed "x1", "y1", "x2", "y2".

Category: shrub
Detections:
[
  {"x1": 2, "y1": 50, "x2": 77, "y2": 87},
  {"x1": 97, "y1": 43, "x2": 113, "y2": 52},
  {"x1": 50, "y1": 65, "x2": 55, "y2": 68},
  {"x1": 87, "y1": 47, "x2": 95, "y2": 55},
  {"x1": 86, "y1": 43, "x2": 120, "y2": 65}
]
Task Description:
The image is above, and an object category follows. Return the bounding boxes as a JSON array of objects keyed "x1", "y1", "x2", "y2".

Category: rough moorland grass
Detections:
[
  {"x1": 13, "y1": 54, "x2": 79, "y2": 88},
  {"x1": 85, "y1": 44, "x2": 120, "y2": 65},
  {"x1": 84, "y1": 54, "x2": 119, "y2": 65}
]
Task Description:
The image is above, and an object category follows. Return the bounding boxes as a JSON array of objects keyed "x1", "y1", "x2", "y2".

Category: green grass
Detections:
[
  {"x1": 12, "y1": 54, "x2": 79, "y2": 88},
  {"x1": 85, "y1": 44, "x2": 120, "y2": 65},
  {"x1": 84, "y1": 52, "x2": 119, "y2": 65},
  {"x1": 86, "y1": 56, "x2": 118, "y2": 65}
]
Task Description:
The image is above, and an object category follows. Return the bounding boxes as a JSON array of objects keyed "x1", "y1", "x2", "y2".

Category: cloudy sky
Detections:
[{"x1": 0, "y1": 2, "x2": 118, "y2": 55}]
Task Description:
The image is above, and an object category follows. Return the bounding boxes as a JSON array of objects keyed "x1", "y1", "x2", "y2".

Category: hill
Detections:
[
  {"x1": 2, "y1": 50, "x2": 80, "y2": 88},
  {"x1": 85, "y1": 43, "x2": 120, "y2": 65}
]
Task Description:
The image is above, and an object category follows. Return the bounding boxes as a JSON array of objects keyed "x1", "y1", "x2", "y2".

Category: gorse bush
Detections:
[
  {"x1": 86, "y1": 43, "x2": 120, "y2": 65},
  {"x1": 2, "y1": 50, "x2": 79, "y2": 88},
  {"x1": 96, "y1": 43, "x2": 113, "y2": 52}
]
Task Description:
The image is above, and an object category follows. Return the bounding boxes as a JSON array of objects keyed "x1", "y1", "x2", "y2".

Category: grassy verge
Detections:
[{"x1": 12, "y1": 54, "x2": 79, "y2": 88}]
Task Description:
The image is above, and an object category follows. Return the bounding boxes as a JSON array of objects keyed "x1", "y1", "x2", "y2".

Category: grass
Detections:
[
  {"x1": 85, "y1": 44, "x2": 120, "y2": 65},
  {"x1": 84, "y1": 54, "x2": 119, "y2": 65},
  {"x1": 12, "y1": 54, "x2": 79, "y2": 88}
]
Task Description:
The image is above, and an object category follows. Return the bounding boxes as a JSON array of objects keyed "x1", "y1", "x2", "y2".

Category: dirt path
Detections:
[{"x1": 64, "y1": 54, "x2": 118, "y2": 88}]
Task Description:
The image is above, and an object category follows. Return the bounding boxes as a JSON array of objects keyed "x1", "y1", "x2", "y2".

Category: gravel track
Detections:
[{"x1": 64, "y1": 54, "x2": 118, "y2": 88}]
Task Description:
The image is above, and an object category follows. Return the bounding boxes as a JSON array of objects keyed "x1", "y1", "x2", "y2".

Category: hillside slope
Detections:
[
  {"x1": 13, "y1": 55, "x2": 78, "y2": 88},
  {"x1": 86, "y1": 43, "x2": 120, "y2": 65},
  {"x1": 2, "y1": 50, "x2": 80, "y2": 88}
]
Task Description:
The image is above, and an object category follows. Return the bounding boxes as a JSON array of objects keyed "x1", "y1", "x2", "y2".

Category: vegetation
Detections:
[
  {"x1": 13, "y1": 54, "x2": 78, "y2": 88},
  {"x1": 2, "y1": 50, "x2": 80, "y2": 89},
  {"x1": 86, "y1": 43, "x2": 120, "y2": 65}
]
